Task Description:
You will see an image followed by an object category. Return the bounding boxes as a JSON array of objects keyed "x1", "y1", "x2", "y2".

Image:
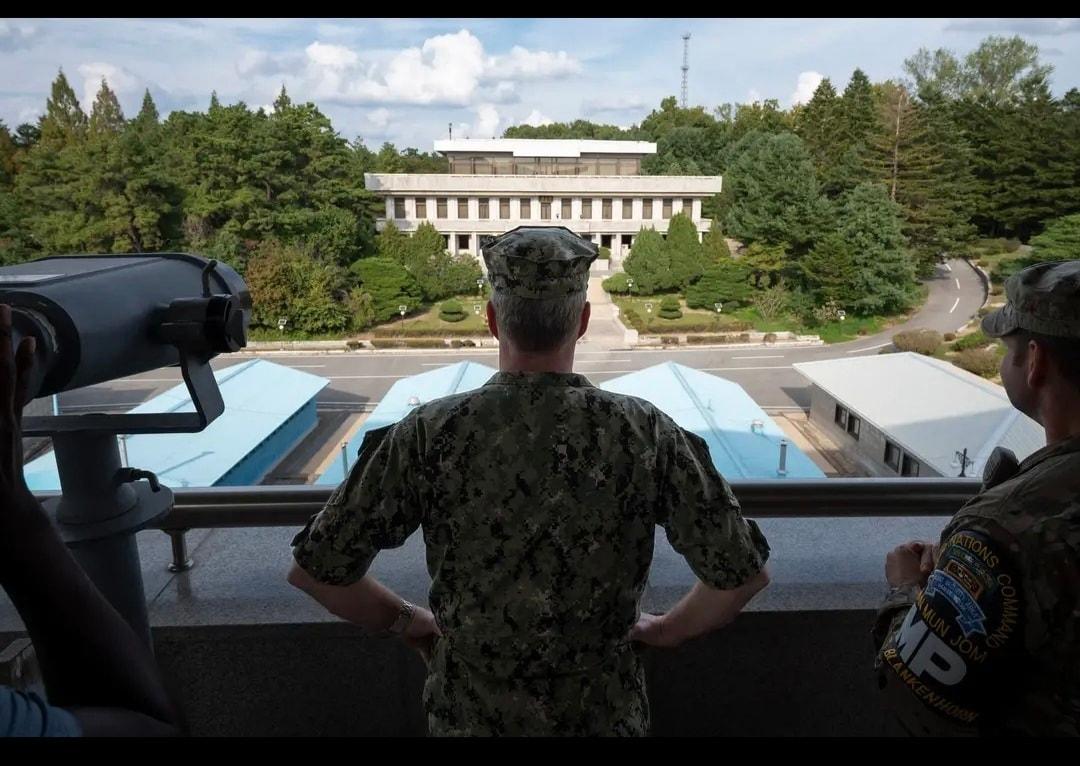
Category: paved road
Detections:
[{"x1": 56, "y1": 259, "x2": 986, "y2": 417}]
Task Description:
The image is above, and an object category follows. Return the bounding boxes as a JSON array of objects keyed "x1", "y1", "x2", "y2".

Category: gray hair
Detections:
[{"x1": 490, "y1": 289, "x2": 587, "y2": 353}]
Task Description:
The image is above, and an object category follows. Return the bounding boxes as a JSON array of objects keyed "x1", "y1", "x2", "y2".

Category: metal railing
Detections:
[{"x1": 35, "y1": 479, "x2": 980, "y2": 572}]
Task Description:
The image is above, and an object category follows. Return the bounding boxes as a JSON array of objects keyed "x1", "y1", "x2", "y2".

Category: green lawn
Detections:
[
  {"x1": 370, "y1": 295, "x2": 491, "y2": 337},
  {"x1": 612, "y1": 294, "x2": 893, "y2": 343},
  {"x1": 612, "y1": 294, "x2": 741, "y2": 332}
]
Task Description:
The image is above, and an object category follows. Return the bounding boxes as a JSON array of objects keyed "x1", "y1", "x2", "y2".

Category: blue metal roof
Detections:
[
  {"x1": 318, "y1": 360, "x2": 821, "y2": 485},
  {"x1": 600, "y1": 362, "x2": 824, "y2": 479},
  {"x1": 25, "y1": 359, "x2": 329, "y2": 490},
  {"x1": 317, "y1": 360, "x2": 498, "y2": 485}
]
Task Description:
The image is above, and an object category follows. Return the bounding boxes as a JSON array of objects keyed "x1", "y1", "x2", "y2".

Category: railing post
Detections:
[
  {"x1": 777, "y1": 439, "x2": 789, "y2": 477},
  {"x1": 167, "y1": 529, "x2": 194, "y2": 572}
]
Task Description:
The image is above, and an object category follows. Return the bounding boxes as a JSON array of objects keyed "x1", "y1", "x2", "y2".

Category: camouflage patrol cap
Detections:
[
  {"x1": 482, "y1": 226, "x2": 598, "y2": 300},
  {"x1": 981, "y1": 259, "x2": 1080, "y2": 339}
]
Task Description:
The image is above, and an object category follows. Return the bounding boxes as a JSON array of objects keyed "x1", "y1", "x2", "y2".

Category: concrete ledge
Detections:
[{"x1": 128, "y1": 609, "x2": 905, "y2": 735}]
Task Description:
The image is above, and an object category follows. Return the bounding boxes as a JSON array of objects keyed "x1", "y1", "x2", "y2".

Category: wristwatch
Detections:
[{"x1": 387, "y1": 599, "x2": 416, "y2": 636}]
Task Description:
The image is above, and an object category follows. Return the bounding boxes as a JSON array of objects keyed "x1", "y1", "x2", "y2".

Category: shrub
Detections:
[
  {"x1": 603, "y1": 273, "x2": 630, "y2": 294},
  {"x1": 951, "y1": 330, "x2": 992, "y2": 352},
  {"x1": 954, "y1": 348, "x2": 1000, "y2": 378},
  {"x1": 439, "y1": 299, "x2": 466, "y2": 322},
  {"x1": 658, "y1": 296, "x2": 683, "y2": 320},
  {"x1": 892, "y1": 329, "x2": 943, "y2": 356}
]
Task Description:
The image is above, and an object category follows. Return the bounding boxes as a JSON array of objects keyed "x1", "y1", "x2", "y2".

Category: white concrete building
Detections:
[
  {"x1": 793, "y1": 353, "x2": 1045, "y2": 479},
  {"x1": 363, "y1": 139, "x2": 723, "y2": 264}
]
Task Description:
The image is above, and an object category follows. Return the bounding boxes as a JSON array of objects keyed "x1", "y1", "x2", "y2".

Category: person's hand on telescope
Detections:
[{"x1": 0, "y1": 303, "x2": 39, "y2": 521}]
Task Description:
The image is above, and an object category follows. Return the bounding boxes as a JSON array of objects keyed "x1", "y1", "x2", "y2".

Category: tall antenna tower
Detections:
[{"x1": 681, "y1": 33, "x2": 691, "y2": 108}]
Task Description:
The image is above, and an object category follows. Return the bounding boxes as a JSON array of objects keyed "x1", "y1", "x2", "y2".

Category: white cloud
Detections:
[
  {"x1": 305, "y1": 41, "x2": 360, "y2": 69},
  {"x1": 237, "y1": 49, "x2": 288, "y2": 77},
  {"x1": 944, "y1": 18, "x2": 1080, "y2": 36},
  {"x1": 367, "y1": 107, "x2": 391, "y2": 129},
  {"x1": 790, "y1": 71, "x2": 824, "y2": 106},
  {"x1": 488, "y1": 46, "x2": 581, "y2": 80},
  {"x1": 478, "y1": 80, "x2": 519, "y2": 104},
  {"x1": 235, "y1": 30, "x2": 581, "y2": 109},
  {"x1": 747, "y1": 88, "x2": 763, "y2": 104},
  {"x1": 0, "y1": 22, "x2": 41, "y2": 51},
  {"x1": 521, "y1": 109, "x2": 554, "y2": 126},
  {"x1": 472, "y1": 104, "x2": 501, "y2": 137},
  {"x1": 77, "y1": 62, "x2": 146, "y2": 111},
  {"x1": 17, "y1": 106, "x2": 41, "y2": 124}
]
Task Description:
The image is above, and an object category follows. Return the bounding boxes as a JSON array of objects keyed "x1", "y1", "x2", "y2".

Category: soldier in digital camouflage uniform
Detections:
[
  {"x1": 288, "y1": 226, "x2": 771, "y2": 736},
  {"x1": 874, "y1": 259, "x2": 1080, "y2": 736}
]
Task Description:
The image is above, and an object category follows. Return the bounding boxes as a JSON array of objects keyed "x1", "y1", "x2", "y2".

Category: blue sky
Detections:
[{"x1": 2, "y1": 18, "x2": 1078, "y2": 150}]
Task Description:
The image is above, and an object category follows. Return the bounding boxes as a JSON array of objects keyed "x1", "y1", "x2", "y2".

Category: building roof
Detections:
[
  {"x1": 600, "y1": 362, "x2": 824, "y2": 479},
  {"x1": 433, "y1": 138, "x2": 657, "y2": 157},
  {"x1": 792, "y1": 352, "x2": 1045, "y2": 478},
  {"x1": 25, "y1": 359, "x2": 329, "y2": 491},
  {"x1": 317, "y1": 361, "x2": 498, "y2": 485},
  {"x1": 317, "y1": 360, "x2": 821, "y2": 486}
]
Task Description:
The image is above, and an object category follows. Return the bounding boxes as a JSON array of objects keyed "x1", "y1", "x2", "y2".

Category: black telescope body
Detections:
[
  {"x1": 0, "y1": 253, "x2": 250, "y2": 404},
  {"x1": 0, "y1": 253, "x2": 251, "y2": 646}
]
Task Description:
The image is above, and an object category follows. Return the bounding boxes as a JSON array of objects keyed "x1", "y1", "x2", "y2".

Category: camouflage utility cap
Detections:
[
  {"x1": 982, "y1": 259, "x2": 1080, "y2": 339},
  {"x1": 482, "y1": 226, "x2": 598, "y2": 300}
]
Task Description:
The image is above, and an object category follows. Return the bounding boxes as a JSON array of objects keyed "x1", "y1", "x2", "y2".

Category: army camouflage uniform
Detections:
[
  {"x1": 873, "y1": 260, "x2": 1080, "y2": 736},
  {"x1": 292, "y1": 227, "x2": 770, "y2": 736}
]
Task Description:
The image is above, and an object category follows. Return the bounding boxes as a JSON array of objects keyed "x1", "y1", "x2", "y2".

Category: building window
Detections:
[
  {"x1": 562, "y1": 199, "x2": 572, "y2": 219},
  {"x1": 901, "y1": 454, "x2": 922, "y2": 478},
  {"x1": 415, "y1": 199, "x2": 427, "y2": 219},
  {"x1": 643, "y1": 199, "x2": 653, "y2": 219},
  {"x1": 834, "y1": 404, "x2": 848, "y2": 429},
  {"x1": 394, "y1": 198, "x2": 406, "y2": 219},
  {"x1": 884, "y1": 441, "x2": 901, "y2": 472},
  {"x1": 458, "y1": 198, "x2": 469, "y2": 219},
  {"x1": 442, "y1": 235, "x2": 450, "y2": 249},
  {"x1": 662, "y1": 198, "x2": 673, "y2": 219},
  {"x1": 492, "y1": 158, "x2": 512, "y2": 175},
  {"x1": 437, "y1": 198, "x2": 448, "y2": 218},
  {"x1": 598, "y1": 159, "x2": 617, "y2": 174},
  {"x1": 474, "y1": 158, "x2": 492, "y2": 174},
  {"x1": 500, "y1": 198, "x2": 510, "y2": 219},
  {"x1": 457, "y1": 234, "x2": 470, "y2": 251},
  {"x1": 602, "y1": 199, "x2": 612, "y2": 220},
  {"x1": 581, "y1": 199, "x2": 592, "y2": 219},
  {"x1": 520, "y1": 198, "x2": 531, "y2": 219},
  {"x1": 847, "y1": 414, "x2": 861, "y2": 440},
  {"x1": 622, "y1": 199, "x2": 633, "y2": 219},
  {"x1": 540, "y1": 196, "x2": 552, "y2": 220},
  {"x1": 684, "y1": 198, "x2": 694, "y2": 216},
  {"x1": 478, "y1": 199, "x2": 489, "y2": 219}
]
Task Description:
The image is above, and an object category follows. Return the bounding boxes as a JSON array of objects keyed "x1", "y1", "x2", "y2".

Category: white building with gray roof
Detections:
[{"x1": 793, "y1": 352, "x2": 1045, "y2": 479}]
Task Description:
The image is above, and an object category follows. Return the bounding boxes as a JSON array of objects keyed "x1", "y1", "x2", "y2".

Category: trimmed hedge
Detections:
[
  {"x1": 439, "y1": 300, "x2": 467, "y2": 322},
  {"x1": 892, "y1": 329, "x2": 944, "y2": 356},
  {"x1": 658, "y1": 296, "x2": 683, "y2": 320},
  {"x1": 954, "y1": 348, "x2": 1000, "y2": 378}
]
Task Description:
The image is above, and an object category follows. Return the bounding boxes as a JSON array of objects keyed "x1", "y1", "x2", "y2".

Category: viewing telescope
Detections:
[{"x1": 0, "y1": 253, "x2": 252, "y2": 644}]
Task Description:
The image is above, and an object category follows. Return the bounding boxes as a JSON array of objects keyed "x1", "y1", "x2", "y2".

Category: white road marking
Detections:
[
  {"x1": 845, "y1": 342, "x2": 892, "y2": 354},
  {"x1": 955, "y1": 278, "x2": 961, "y2": 290},
  {"x1": 949, "y1": 297, "x2": 960, "y2": 314}
]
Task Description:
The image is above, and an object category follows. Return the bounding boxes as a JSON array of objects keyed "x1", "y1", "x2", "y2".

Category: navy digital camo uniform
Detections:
[
  {"x1": 292, "y1": 227, "x2": 770, "y2": 736},
  {"x1": 873, "y1": 260, "x2": 1080, "y2": 736}
]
